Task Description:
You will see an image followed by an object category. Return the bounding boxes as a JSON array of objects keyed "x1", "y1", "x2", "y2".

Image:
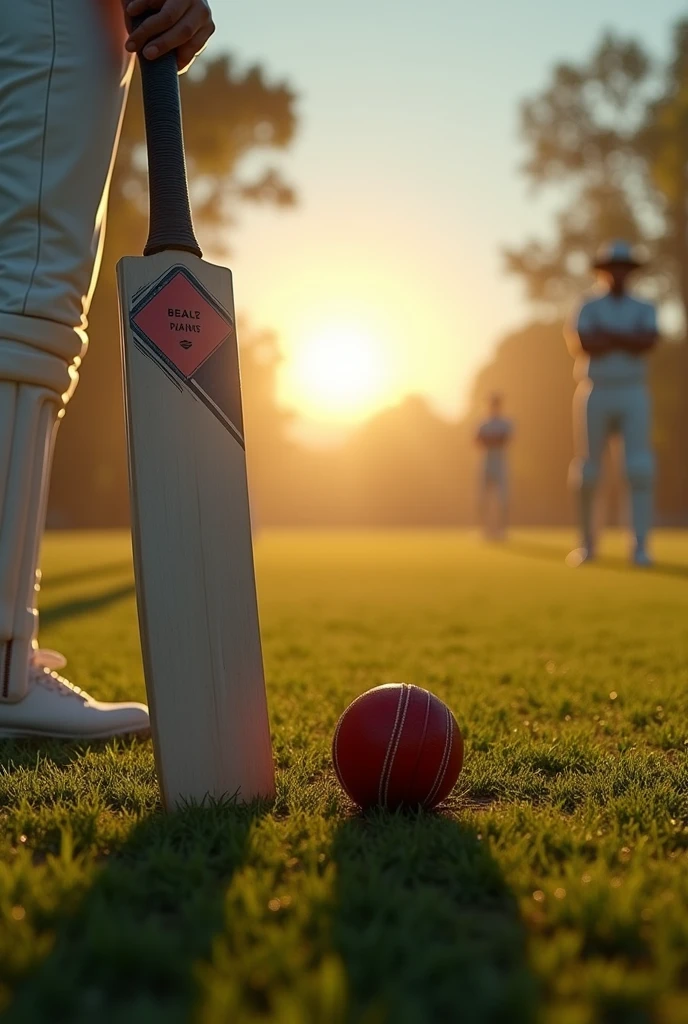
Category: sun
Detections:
[{"x1": 285, "y1": 324, "x2": 390, "y2": 422}]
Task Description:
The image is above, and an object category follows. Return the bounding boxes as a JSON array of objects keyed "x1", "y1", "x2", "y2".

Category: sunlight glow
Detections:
[{"x1": 285, "y1": 324, "x2": 391, "y2": 423}]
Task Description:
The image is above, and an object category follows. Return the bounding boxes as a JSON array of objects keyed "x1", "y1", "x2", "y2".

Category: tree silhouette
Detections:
[
  {"x1": 343, "y1": 396, "x2": 467, "y2": 526},
  {"x1": 505, "y1": 25, "x2": 688, "y2": 324}
]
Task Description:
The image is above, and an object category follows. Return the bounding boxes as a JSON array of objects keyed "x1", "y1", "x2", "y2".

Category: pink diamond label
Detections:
[{"x1": 131, "y1": 268, "x2": 232, "y2": 378}]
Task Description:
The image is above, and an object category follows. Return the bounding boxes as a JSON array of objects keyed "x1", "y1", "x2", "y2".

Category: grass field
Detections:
[{"x1": 0, "y1": 529, "x2": 687, "y2": 1023}]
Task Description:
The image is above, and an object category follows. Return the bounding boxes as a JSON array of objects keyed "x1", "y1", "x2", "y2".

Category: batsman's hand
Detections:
[{"x1": 124, "y1": 0, "x2": 215, "y2": 73}]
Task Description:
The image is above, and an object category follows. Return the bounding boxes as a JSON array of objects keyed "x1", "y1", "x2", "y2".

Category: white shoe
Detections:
[
  {"x1": 566, "y1": 547, "x2": 595, "y2": 567},
  {"x1": 0, "y1": 649, "x2": 150, "y2": 740},
  {"x1": 633, "y1": 548, "x2": 653, "y2": 568}
]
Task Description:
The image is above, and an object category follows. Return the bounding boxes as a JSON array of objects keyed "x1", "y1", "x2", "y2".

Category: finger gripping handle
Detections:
[{"x1": 133, "y1": 16, "x2": 202, "y2": 258}]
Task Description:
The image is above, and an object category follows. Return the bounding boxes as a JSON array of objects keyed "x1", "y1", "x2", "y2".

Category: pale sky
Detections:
[{"x1": 208, "y1": 1, "x2": 686, "y2": 439}]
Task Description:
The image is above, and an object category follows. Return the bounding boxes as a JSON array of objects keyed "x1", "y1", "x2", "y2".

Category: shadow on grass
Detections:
[
  {"x1": 331, "y1": 811, "x2": 538, "y2": 1024},
  {"x1": 44, "y1": 560, "x2": 133, "y2": 591},
  {"x1": 5, "y1": 800, "x2": 266, "y2": 1024},
  {"x1": 507, "y1": 539, "x2": 688, "y2": 581},
  {"x1": 0, "y1": 737, "x2": 112, "y2": 777},
  {"x1": 41, "y1": 582, "x2": 136, "y2": 627}
]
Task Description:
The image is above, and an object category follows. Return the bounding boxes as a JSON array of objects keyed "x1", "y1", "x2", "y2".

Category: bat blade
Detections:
[{"x1": 117, "y1": 250, "x2": 274, "y2": 808}]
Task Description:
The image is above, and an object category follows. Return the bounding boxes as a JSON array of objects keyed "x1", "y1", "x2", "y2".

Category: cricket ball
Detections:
[{"x1": 332, "y1": 683, "x2": 463, "y2": 810}]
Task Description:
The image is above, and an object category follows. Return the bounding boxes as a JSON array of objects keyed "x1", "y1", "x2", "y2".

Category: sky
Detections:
[{"x1": 209, "y1": 0, "x2": 686, "y2": 441}]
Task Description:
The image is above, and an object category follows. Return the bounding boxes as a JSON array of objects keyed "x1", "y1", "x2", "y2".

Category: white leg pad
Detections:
[{"x1": 0, "y1": 381, "x2": 63, "y2": 700}]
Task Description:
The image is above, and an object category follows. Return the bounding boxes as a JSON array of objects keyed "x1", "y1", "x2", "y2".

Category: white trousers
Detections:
[
  {"x1": 571, "y1": 381, "x2": 654, "y2": 550},
  {"x1": 479, "y1": 460, "x2": 508, "y2": 537},
  {"x1": 1, "y1": 1, "x2": 132, "y2": 369},
  {"x1": 0, "y1": 1, "x2": 133, "y2": 698}
]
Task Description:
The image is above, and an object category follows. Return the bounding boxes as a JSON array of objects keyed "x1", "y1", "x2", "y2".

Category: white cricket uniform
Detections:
[
  {"x1": 476, "y1": 416, "x2": 512, "y2": 535},
  {"x1": 569, "y1": 291, "x2": 657, "y2": 552},
  {"x1": 0, "y1": 2, "x2": 133, "y2": 698}
]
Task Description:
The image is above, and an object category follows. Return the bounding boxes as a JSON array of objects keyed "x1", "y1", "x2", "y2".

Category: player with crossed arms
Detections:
[
  {"x1": 0, "y1": 0, "x2": 213, "y2": 740},
  {"x1": 475, "y1": 393, "x2": 513, "y2": 540},
  {"x1": 566, "y1": 241, "x2": 658, "y2": 567}
]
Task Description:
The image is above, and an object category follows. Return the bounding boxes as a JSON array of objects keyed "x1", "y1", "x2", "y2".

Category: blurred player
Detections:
[
  {"x1": 0, "y1": 0, "x2": 213, "y2": 739},
  {"x1": 566, "y1": 241, "x2": 658, "y2": 567},
  {"x1": 476, "y1": 393, "x2": 513, "y2": 540}
]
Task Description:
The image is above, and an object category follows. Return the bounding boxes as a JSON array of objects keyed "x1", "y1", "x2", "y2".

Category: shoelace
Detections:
[{"x1": 29, "y1": 649, "x2": 85, "y2": 698}]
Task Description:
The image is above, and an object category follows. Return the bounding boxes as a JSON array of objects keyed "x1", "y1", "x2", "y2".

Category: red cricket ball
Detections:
[{"x1": 332, "y1": 683, "x2": 464, "y2": 810}]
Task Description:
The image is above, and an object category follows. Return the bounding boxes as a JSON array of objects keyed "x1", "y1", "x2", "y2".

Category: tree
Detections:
[
  {"x1": 48, "y1": 56, "x2": 298, "y2": 527},
  {"x1": 505, "y1": 24, "x2": 688, "y2": 324},
  {"x1": 341, "y1": 396, "x2": 469, "y2": 526},
  {"x1": 639, "y1": 22, "x2": 688, "y2": 319},
  {"x1": 112, "y1": 58, "x2": 297, "y2": 252},
  {"x1": 238, "y1": 321, "x2": 296, "y2": 526}
]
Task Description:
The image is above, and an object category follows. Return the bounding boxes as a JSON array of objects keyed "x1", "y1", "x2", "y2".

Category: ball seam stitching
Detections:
[
  {"x1": 406, "y1": 688, "x2": 433, "y2": 799},
  {"x1": 378, "y1": 684, "x2": 407, "y2": 806},
  {"x1": 381, "y1": 684, "x2": 411, "y2": 807},
  {"x1": 426, "y1": 704, "x2": 453, "y2": 806},
  {"x1": 425, "y1": 705, "x2": 450, "y2": 805}
]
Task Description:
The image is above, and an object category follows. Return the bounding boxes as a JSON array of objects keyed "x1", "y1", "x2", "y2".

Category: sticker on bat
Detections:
[{"x1": 130, "y1": 266, "x2": 244, "y2": 444}]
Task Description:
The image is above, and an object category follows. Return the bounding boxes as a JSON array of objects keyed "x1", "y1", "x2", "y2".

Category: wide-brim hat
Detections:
[{"x1": 592, "y1": 240, "x2": 644, "y2": 270}]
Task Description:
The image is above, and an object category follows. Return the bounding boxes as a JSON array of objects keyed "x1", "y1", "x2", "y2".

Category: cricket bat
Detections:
[{"x1": 116, "y1": 39, "x2": 275, "y2": 809}]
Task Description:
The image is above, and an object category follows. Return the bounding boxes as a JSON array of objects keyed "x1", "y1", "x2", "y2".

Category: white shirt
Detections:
[
  {"x1": 477, "y1": 417, "x2": 512, "y2": 477},
  {"x1": 572, "y1": 291, "x2": 657, "y2": 386}
]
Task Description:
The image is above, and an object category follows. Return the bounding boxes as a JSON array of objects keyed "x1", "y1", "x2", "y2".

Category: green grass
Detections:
[{"x1": 0, "y1": 529, "x2": 687, "y2": 1023}]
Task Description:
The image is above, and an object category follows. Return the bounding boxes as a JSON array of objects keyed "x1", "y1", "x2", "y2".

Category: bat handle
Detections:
[{"x1": 134, "y1": 22, "x2": 202, "y2": 258}]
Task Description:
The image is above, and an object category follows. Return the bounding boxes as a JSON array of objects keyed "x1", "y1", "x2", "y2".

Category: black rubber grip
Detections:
[{"x1": 133, "y1": 17, "x2": 202, "y2": 257}]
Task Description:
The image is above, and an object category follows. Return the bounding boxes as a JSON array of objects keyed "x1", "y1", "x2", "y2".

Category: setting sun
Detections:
[{"x1": 284, "y1": 324, "x2": 393, "y2": 423}]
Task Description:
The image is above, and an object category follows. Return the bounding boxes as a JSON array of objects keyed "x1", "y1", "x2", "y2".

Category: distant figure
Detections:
[
  {"x1": 566, "y1": 241, "x2": 658, "y2": 567},
  {"x1": 476, "y1": 393, "x2": 513, "y2": 540}
]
